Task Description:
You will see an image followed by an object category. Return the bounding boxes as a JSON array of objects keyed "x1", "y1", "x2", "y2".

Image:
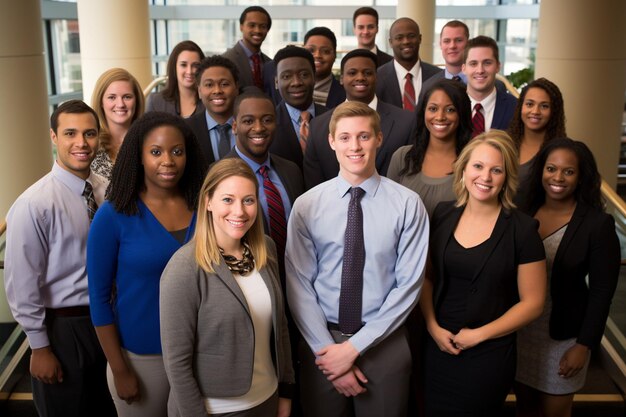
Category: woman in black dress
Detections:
[{"x1": 421, "y1": 130, "x2": 547, "y2": 416}]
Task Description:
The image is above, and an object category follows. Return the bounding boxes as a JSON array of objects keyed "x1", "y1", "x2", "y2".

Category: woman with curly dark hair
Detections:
[
  {"x1": 146, "y1": 41, "x2": 206, "y2": 118},
  {"x1": 515, "y1": 138, "x2": 620, "y2": 417},
  {"x1": 508, "y1": 78, "x2": 566, "y2": 200},
  {"x1": 87, "y1": 112, "x2": 207, "y2": 416},
  {"x1": 387, "y1": 78, "x2": 472, "y2": 217}
]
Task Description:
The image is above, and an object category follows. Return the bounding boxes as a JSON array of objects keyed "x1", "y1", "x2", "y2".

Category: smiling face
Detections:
[
  {"x1": 329, "y1": 115, "x2": 382, "y2": 185},
  {"x1": 233, "y1": 97, "x2": 276, "y2": 164},
  {"x1": 340, "y1": 56, "x2": 377, "y2": 103},
  {"x1": 463, "y1": 46, "x2": 500, "y2": 100},
  {"x1": 198, "y1": 66, "x2": 238, "y2": 124},
  {"x1": 51, "y1": 112, "x2": 99, "y2": 180},
  {"x1": 354, "y1": 14, "x2": 378, "y2": 49},
  {"x1": 463, "y1": 143, "x2": 505, "y2": 206},
  {"x1": 440, "y1": 25, "x2": 468, "y2": 68},
  {"x1": 542, "y1": 148, "x2": 578, "y2": 204},
  {"x1": 304, "y1": 35, "x2": 335, "y2": 80},
  {"x1": 102, "y1": 80, "x2": 136, "y2": 128},
  {"x1": 141, "y1": 125, "x2": 186, "y2": 192},
  {"x1": 389, "y1": 19, "x2": 421, "y2": 68},
  {"x1": 176, "y1": 50, "x2": 202, "y2": 91},
  {"x1": 521, "y1": 87, "x2": 552, "y2": 134},
  {"x1": 425, "y1": 89, "x2": 459, "y2": 143},
  {"x1": 208, "y1": 175, "x2": 258, "y2": 251},
  {"x1": 276, "y1": 56, "x2": 315, "y2": 110},
  {"x1": 240, "y1": 11, "x2": 270, "y2": 52}
]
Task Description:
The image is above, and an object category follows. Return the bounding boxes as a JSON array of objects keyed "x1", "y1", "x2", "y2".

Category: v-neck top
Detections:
[{"x1": 87, "y1": 200, "x2": 196, "y2": 354}]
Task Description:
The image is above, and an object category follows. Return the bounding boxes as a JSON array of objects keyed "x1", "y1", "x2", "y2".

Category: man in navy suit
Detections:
[
  {"x1": 223, "y1": 6, "x2": 272, "y2": 93},
  {"x1": 271, "y1": 45, "x2": 328, "y2": 170},
  {"x1": 376, "y1": 17, "x2": 442, "y2": 110},
  {"x1": 303, "y1": 49, "x2": 416, "y2": 189},
  {"x1": 304, "y1": 27, "x2": 346, "y2": 109},
  {"x1": 463, "y1": 35, "x2": 517, "y2": 133},
  {"x1": 352, "y1": 7, "x2": 393, "y2": 67},
  {"x1": 186, "y1": 55, "x2": 239, "y2": 165}
]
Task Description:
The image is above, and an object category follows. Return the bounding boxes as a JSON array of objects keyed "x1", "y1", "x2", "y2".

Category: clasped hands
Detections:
[{"x1": 315, "y1": 341, "x2": 368, "y2": 397}]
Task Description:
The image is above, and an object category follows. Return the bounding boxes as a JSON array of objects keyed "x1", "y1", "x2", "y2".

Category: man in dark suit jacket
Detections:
[
  {"x1": 304, "y1": 49, "x2": 417, "y2": 189},
  {"x1": 223, "y1": 6, "x2": 272, "y2": 92},
  {"x1": 186, "y1": 55, "x2": 239, "y2": 165},
  {"x1": 304, "y1": 27, "x2": 346, "y2": 109},
  {"x1": 352, "y1": 7, "x2": 393, "y2": 67},
  {"x1": 463, "y1": 36, "x2": 517, "y2": 133},
  {"x1": 376, "y1": 17, "x2": 443, "y2": 110},
  {"x1": 270, "y1": 45, "x2": 328, "y2": 170}
]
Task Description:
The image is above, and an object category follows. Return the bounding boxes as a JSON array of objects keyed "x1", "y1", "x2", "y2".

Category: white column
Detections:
[
  {"x1": 396, "y1": 0, "x2": 435, "y2": 63},
  {"x1": 77, "y1": 0, "x2": 152, "y2": 102},
  {"x1": 0, "y1": 0, "x2": 52, "y2": 322},
  {"x1": 535, "y1": 0, "x2": 626, "y2": 188}
]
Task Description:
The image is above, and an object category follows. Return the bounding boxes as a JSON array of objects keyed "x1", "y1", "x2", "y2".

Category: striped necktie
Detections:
[
  {"x1": 83, "y1": 181, "x2": 98, "y2": 223},
  {"x1": 472, "y1": 103, "x2": 485, "y2": 138},
  {"x1": 403, "y1": 73, "x2": 416, "y2": 111},
  {"x1": 259, "y1": 165, "x2": 287, "y2": 257},
  {"x1": 298, "y1": 110, "x2": 311, "y2": 153}
]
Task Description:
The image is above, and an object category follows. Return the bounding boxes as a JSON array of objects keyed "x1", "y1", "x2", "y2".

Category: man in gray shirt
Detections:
[{"x1": 4, "y1": 100, "x2": 114, "y2": 416}]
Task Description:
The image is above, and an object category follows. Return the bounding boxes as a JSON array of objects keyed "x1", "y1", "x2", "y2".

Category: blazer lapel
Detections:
[
  {"x1": 551, "y1": 203, "x2": 587, "y2": 273},
  {"x1": 471, "y1": 208, "x2": 510, "y2": 283},
  {"x1": 214, "y1": 261, "x2": 251, "y2": 315},
  {"x1": 376, "y1": 103, "x2": 394, "y2": 167}
]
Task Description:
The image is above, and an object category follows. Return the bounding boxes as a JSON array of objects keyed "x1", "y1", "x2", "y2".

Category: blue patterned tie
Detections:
[{"x1": 338, "y1": 187, "x2": 365, "y2": 335}]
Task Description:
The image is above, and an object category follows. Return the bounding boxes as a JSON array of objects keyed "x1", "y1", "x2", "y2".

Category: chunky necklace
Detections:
[{"x1": 220, "y1": 241, "x2": 254, "y2": 276}]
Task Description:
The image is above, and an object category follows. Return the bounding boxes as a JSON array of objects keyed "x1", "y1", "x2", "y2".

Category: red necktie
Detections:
[
  {"x1": 251, "y1": 53, "x2": 263, "y2": 89},
  {"x1": 403, "y1": 73, "x2": 416, "y2": 111},
  {"x1": 259, "y1": 166, "x2": 287, "y2": 257},
  {"x1": 472, "y1": 103, "x2": 485, "y2": 138}
]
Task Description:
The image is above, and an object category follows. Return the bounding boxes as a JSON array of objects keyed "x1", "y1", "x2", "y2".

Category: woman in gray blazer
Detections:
[{"x1": 160, "y1": 158, "x2": 294, "y2": 417}]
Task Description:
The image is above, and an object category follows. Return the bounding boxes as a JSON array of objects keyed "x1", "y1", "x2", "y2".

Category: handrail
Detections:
[
  {"x1": 602, "y1": 179, "x2": 626, "y2": 218},
  {"x1": 143, "y1": 75, "x2": 168, "y2": 98},
  {"x1": 0, "y1": 220, "x2": 5, "y2": 237}
]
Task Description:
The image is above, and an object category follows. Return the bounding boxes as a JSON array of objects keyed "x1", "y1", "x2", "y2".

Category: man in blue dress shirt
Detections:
[
  {"x1": 286, "y1": 101, "x2": 429, "y2": 417},
  {"x1": 4, "y1": 100, "x2": 115, "y2": 416}
]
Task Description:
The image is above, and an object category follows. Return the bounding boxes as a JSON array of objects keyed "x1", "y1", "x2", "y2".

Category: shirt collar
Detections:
[
  {"x1": 235, "y1": 146, "x2": 271, "y2": 171},
  {"x1": 445, "y1": 68, "x2": 467, "y2": 83},
  {"x1": 285, "y1": 102, "x2": 316, "y2": 124},
  {"x1": 469, "y1": 87, "x2": 497, "y2": 112},
  {"x1": 238, "y1": 40, "x2": 256, "y2": 58},
  {"x1": 51, "y1": 161, "x2": 89, "y2": 195},
  {"x1": 205, "y1": 111, "x2": 233, "y2": 130},
  {"x1": 393, "y1": 59, "x2": 421, "y2": 78},
  {"x1": 335, "y1": 171, "x2": 381, "y2": 199}
]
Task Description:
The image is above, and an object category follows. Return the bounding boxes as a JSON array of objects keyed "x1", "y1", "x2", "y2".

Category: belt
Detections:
[
  {"x1": 327, "y1": 322, "x2": 362, "y2": 337},
  {"x1": 46, "y1": 306, "x2": 90, "y2": 318}
]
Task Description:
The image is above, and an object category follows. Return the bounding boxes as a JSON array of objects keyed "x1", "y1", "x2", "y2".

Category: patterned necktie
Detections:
[
  {"x1": 338, "y1": 187, "x2": 365, "y2": 335},
  {"x1": 83, "y1": 181, "x2": 98, "y2": 223},
  {"x1": 259, "y1": 166, "x2": 287, "y2": 258},
  {"x1": 403, "y1": 73, "x2": 416, "y2": 111},
  {"x1": 216, "y1": 124, "x2": 232, "y2": 159},
  {"x1": 251, "y1": 53, "x2": 263, "y2": 89},
  {"x1": 452, "y1": 75, "x2": 462, "y2": 83},
  {"x1": 472, "y1": 103, "x2": 485, "y2": 138},
  {"x1": 298, "y1": 111, "x2": 311, "y2": 153}
]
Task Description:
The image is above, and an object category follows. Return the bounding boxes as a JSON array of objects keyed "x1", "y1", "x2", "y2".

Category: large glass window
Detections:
[{"x1": 49, "y1": 20, "x2": 82, "y2": 95}]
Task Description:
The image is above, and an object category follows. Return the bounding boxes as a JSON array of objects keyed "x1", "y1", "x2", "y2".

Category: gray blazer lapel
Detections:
[{"x1": 214, "y1": 261, "x2": 251, "y2": 315}]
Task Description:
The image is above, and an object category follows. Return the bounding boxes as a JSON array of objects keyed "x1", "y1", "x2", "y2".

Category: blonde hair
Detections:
[
  {"x1": 329, "y1": 101, "x2": 381, "y2": 138},
  {"x1": 91, "y1": 68, "x2": 145, "y2": 155},
  {"x1": 452, "y1": 130, "x2": 519, "y2": 210},
  {"x1": 194, "y1": 158, "x2": 268, "y2": 273}
]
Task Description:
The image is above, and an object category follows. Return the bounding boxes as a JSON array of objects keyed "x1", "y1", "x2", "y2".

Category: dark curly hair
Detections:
[
  {"x1": 400, "y1": 79, "x2": 472, "y2": 177},
  {"x1": 107, "y1": 112, "x2": 208, "y2": 215},
  {"x1": 508, "y1": 77, "x2": 566, "y2": 149},
  {"x1": 161, "y1": 40, "x2": 205, "y2": 102},
  {"x1": 195, "y1": 55, "x2": 240, "y2": 87},
  {"x1": 521, "y1": 138, "x2": 602, "y2": 214}
]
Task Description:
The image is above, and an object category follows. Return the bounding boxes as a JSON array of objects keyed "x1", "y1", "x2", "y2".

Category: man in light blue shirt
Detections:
[
  {"x1": 286, "y1": 101, "x2": 428, "y2": 417},
  {"x1": 4, "y1": 100, "x2": 114, "y2": 416}
]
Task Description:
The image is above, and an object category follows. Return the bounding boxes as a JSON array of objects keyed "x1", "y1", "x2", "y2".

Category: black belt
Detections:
[
  {"x1": 327, "y1": 322, "x2": 362, "y2": 337},
  {"x1": 46, "y1": 306, "x2": 90, "y2": 318}
]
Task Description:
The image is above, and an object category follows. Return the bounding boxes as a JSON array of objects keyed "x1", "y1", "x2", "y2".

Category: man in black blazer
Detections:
[
  {"x1": 303, "y1": 49, "x2": 417, "y2": 189},
  {"x1": 376, "y1": 17, "x2": 443, "y2": 110},
  {"x1": 304, "y1": 27, "x2": 346, "y2": 109},
  {"x1": 352, "y1": 7, "x2": 393, "y2": 67},
  {"x1": 271, "y1": 45, "x2": 328, "y2": 170},
  {"x1": 223, "y1": 6, "x2": 272, "y2": 93},
  {"x1": 186, "y1": 55, "x2": 239, "y2": 165},
  {"x1": 463, "y1": 36, "x2": 517, "y2": 133}
]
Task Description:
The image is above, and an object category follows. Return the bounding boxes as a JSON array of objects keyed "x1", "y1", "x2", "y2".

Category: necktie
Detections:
[
  {"x1": 472, "y1": 103, "x2": 485, "y2": 138},
  {"x1": 251, "y1": 53, "x2": 263, "y2": 89},
  {"x1": 216, "y1": 124, "x2": 232, "y2": 159},
  {"x1": 259, "y1": 166, "x2": 287, "y2": 258},
  {"x1": 83, "y1": 181, "x2": 98, "y2": 223},
  {"x1": 403, "y1": 73, "x2": 416, "y2": 111},
  {"x1": 298, "y1": 111, "x2": 311, "y2": 153},
  {"x1": 452, "y1": 75, "x2": 462, "y2": 83},
  {"x1": 339, "y1": 187, "x2": 365, "y2": 335}
]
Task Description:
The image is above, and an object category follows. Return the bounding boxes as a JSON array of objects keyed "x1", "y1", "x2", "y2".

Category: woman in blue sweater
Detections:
[{"x1": 87, "y1": 111, "x2": 206, "y2": 416}]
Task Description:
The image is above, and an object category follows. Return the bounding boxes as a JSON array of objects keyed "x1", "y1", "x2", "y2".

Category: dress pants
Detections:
[
  {"x1": 31, "y1": 314, "x2": 116, "y2": 417},
  {"x1": 299, "y1": 326, "x2": 411, "y2": 417}
]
